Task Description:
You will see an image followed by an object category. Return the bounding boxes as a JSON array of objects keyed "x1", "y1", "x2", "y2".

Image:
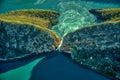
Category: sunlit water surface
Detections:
[
  {"x1": 0, "y1": 0, "x2": 120, "y2": 80},
  {"x1": 0, "y1": 0, "x2": 120, "y2": 37}
]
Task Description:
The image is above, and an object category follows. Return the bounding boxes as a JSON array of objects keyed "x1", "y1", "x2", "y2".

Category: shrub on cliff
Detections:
[
  {"x1": 90, "y1": 8, "x2": 120, "y2": 22},
  {"x1": 61, "y1": 21, "x2": 120, "y2": 79},
  {"x1": 0, "y1": 9, "x2": 61, "y2": 61},
  {"x1": 5, "y1": 9, "x2": 60, "y2": 26}
]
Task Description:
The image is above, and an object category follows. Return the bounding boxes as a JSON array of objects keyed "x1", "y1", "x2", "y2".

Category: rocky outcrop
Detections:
[
  {"x1": 0, "y1": 8, "x2": 120, "y2": 80},
  {"x1": 0, "y1": 10, "x2": 61, "y2": 61},
  {"x1": 60, "y1": 22, "x2": 120, "y2": 79},
  {"x1": 89, "y1": 8, "x2": 120, "y2": 22},
  {"x1": 6, "y1": 9, "x2": 60, "y2": 27}
]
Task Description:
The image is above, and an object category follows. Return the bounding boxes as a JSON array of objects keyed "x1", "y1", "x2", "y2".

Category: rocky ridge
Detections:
[
  {"x1": 61, "y1": 8, "x2": 120, "y2": 80},
  {"x1": 0, "y1": 9, "x2": 61, "y2": 61},
  {"x1": 0, "y1": 8, "x2": 120, "y2": 80}
]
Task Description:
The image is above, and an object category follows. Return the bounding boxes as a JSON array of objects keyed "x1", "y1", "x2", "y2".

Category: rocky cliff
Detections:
[
  {"x1": 0, "y1": 8, "x2": 120, "y2": 80},
  {"x1": 0, "y1": 9, "x2": 61, "y2": 61},
  {"x1": 61, "y1": 8, "x2": 120, "y2": 79},
  {"x1": 89, "y1": 8, "x2": 120, "y2": 22}
]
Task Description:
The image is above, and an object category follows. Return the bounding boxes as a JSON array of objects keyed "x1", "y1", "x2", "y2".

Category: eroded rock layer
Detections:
[
  {"x1": 61, "y1": 22, "x2": 120, "y2": 79},
  {"x1": 6, "y1": 9, "x2": 60, "y2": 27},
  {"x1": 0, "y1": 10, "x2": 60, "y2": 61},
  {"x1": 89, "y1": 8, "x2": 120, "y2": 22}
]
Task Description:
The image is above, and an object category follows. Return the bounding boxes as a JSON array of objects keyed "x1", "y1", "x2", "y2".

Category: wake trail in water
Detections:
[
  {"x1": 52, "y1": 1, "x2": 97, "y2": 50},
  {"x1": 51, "y1": 0, "x2": 120, "y2": 49},
  {"x1": 52, "y1": 1, "x2": 97, "y2": 38}
]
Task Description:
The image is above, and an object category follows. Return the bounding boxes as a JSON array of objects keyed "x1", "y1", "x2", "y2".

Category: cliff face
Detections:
[
  {"x1": 89, "y1": 8, "x2": 120, "y2": 22},
  {"x1": 61, "y1": 16, "x2": 120, "y2": 80},
  {"x1": 0, "y1": 9, "x2": 61, "y2": 61},
  {"x1": 61, "y1": 22, "x2": 120, "y2": 79},
  {"x1": 61, "y1": 22, "x2": 120, "y2": 53},
  {"x1": 0, "y1": 8, "x2": 120, "y2": 79}
]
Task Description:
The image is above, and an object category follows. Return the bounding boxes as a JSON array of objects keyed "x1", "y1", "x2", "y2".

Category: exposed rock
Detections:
[
  {"x1": 0, "y1": 19, "x2": 60, "y2": 61},
  {"x1": 89, "y1": 8, "x2": 120, "y2": 22},
  {"x1": 61, "y1": 22, "x2": 120, "y2": 79}
]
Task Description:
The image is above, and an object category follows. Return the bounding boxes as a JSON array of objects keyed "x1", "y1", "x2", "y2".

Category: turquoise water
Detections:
[
  {"x1": 52, "y1": 0, "x2": 120, "y2": 37},
  {"x1": 0, "y1": 0, "x2": 120, "y2": 37},
  {"x1": 0, "y1": 0, "x2": 120, "y2": 80},
  {"x1": 0, "y1": 0, "x2": 120, "y2": 13},
  {"x1": 0, "y1": 57, "x2": 45, "y2": 80},
  {"x1": 0, "y1": 52, "x2": 109, "y2": 80}
]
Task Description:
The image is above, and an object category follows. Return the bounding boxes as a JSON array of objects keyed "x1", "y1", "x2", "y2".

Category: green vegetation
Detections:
[
  {"x1": 4, "y1": 9, "x2": 60, "y2": 27},
  {"x1": 0, "y1": 14, "x2": 50, "y2": 28},
  {"x1": 61, "y1": 9, "x2": 120, "y2": 79},
  {"x1": 0, "y1": 9, "x2": 61, "y2": 47},
  {"x1": 0, "y1": 9, "x2": 60, "y2": 29},
  {"x1": 0, "y1": 9, "x2": 61, "y2": 61},
  {"x1": 90, "y1": 8, "x2": 120, "y2": 22}
]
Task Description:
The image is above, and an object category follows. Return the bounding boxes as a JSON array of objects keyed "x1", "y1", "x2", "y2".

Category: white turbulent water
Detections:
[
  {"x1": 34, "y1": 0, "x2": 46, "y2": 5},
  {"x1": 52, "y1": 1, "x2": 97, "y2": 37},
  {"x1": 52, "y1": 0, "x2": 120, "y2": 38}
]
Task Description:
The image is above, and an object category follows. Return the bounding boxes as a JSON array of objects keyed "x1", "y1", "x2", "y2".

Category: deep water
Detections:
[
  {"x1": 0, "y1": 0, "x2": 120, "y2": 80},
  {"x1": 0, "y1": 51, "x2": 109, "y2": 80}
]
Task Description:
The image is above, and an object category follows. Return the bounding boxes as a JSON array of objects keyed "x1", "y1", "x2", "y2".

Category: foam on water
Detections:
[
  {"x1": 0, "y1": 0, "x2": 120, "y2": 79},
  {"x1": 52, "y1": 1, "x2": 97, "y2": 37},
  {"x1": 52, "y1": 0, "x2": 120, "y2": 38}
]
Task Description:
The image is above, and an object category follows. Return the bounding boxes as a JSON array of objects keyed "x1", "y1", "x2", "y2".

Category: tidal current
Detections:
[{"x1": 0, "y1": 0, "x2": 120, "y2": 80}]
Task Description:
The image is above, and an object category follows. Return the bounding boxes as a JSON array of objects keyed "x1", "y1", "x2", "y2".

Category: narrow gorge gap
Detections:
[
  {"x1": 51, "y1": 0, "x2": 120, "y2": 49},
  {"x1": 52, "y1": 1, "x2": 97, "y2": 50}
]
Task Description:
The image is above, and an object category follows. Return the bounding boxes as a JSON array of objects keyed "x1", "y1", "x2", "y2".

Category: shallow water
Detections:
[
  {"x1": 1, "y1": 0, "x2": 120, "y2": 36},
  {"x1": 0, "y1": 0, "x2": 120, "y2": 13},
  {"x1": 0, "y1": 0, "x2": 120, "y2": 37},
  {"x1": 0, "y1": 52, "x2": 109, "y2": 80},
  {"x1": 0, "y1": 0, "x2": 120, "y2": 80},
  {"x1": 0, "y1": 57, "x2": 45, "y2": 80},
  {"x1": 52, "y1": 0, "x2": 120, "y2": 37}
]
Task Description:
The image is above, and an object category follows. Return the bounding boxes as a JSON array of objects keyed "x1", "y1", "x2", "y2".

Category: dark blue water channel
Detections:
[
  {"x1": 0, "y1": 51, "x2": 109, "y2": 80},
  {"x1": 0, "y1": 0, "x2": 120, "y2": 80}
]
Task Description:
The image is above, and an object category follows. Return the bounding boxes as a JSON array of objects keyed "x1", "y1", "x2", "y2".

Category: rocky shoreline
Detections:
[
  {"x1": 60, "y1": 8, "x2": 120, "y2": 80},
  {"x1": 0, "y1": 9, "x2": 61, "y2": 61},
  {"x1": 0, "y1": 8, "x2": 120, "y2": 80},
  {"x1": 61, "y1": 22, "x2": 120, "y2": 80}
]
